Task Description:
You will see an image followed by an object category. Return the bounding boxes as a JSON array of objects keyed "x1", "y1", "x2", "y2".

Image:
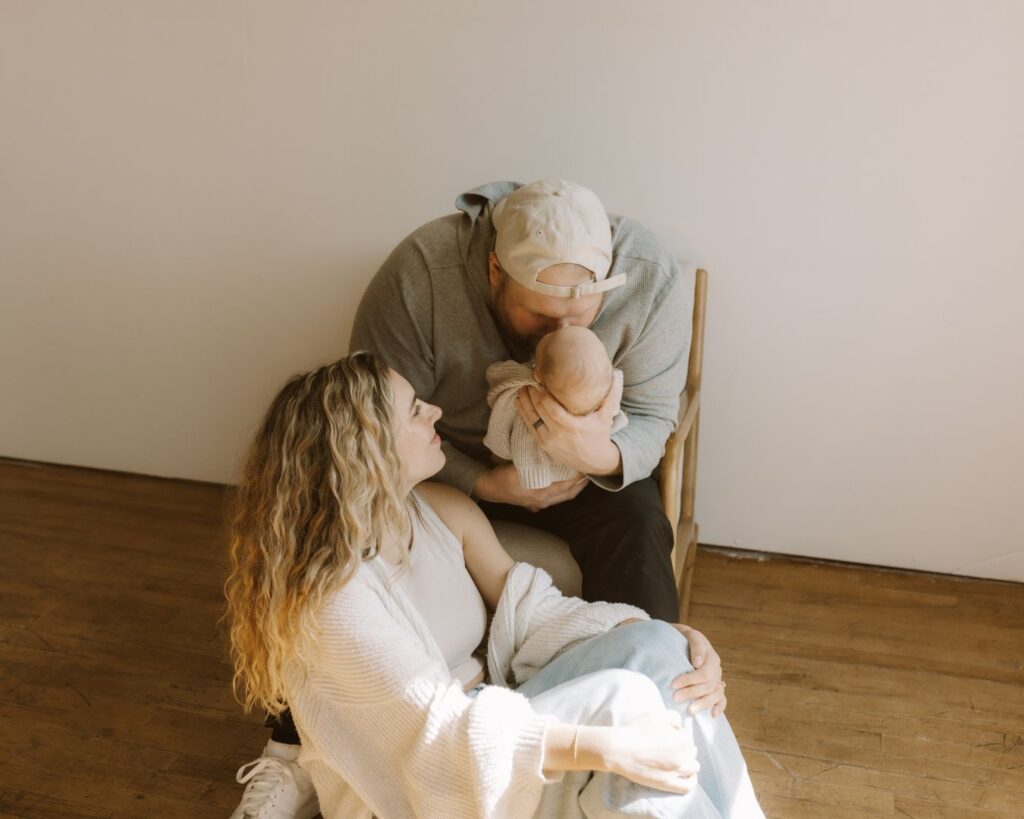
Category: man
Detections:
[{"x1": 352, "y1": 178, "x2": 692, "y2": 621}]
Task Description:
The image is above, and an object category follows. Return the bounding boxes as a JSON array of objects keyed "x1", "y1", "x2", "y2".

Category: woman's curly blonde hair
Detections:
[{"x1": 224, "y1": 352, "x2": 412, "y2": 715}]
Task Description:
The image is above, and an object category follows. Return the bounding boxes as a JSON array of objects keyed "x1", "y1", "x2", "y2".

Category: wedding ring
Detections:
[{"x1": 532, "y1": 418, "x2": 545, "y2": 430}]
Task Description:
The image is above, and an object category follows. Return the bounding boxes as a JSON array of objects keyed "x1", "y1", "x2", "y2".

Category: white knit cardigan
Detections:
[
  {"x1": 284, "y1": 559, "x2": 647, "y2": 819},
  {"x1": 483, "y1": 361, "x2": 628, "y2": 489}
]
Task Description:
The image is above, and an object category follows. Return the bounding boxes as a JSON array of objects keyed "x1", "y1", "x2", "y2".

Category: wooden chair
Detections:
[{"x1": 494, "y1": 268, "x2": 708, "y2": 622}]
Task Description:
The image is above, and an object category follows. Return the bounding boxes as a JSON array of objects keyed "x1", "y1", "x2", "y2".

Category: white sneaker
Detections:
[{"x1": 229, "y1": 740, "x2": 319, "y2": 819}]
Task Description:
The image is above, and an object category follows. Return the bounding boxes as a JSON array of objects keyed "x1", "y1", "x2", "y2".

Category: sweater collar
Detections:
[{"x1": 455, "y1": 181, "x2": 523, "y2": 307}]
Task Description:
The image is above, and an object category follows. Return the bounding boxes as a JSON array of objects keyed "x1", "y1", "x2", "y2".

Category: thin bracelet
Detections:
[{"x1": 571, "y1": 725, "x2": 582, "y2": 768}]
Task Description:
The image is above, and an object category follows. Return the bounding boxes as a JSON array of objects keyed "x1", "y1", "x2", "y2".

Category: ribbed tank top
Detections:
[{"x1": 384, "y1": 493, "x2": 488, "y2": 688}]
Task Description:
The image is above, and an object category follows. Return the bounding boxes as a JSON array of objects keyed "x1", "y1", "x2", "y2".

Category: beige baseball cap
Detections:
[{"x1": 491, "y1": 178, "x2": 625, "y2": 299}]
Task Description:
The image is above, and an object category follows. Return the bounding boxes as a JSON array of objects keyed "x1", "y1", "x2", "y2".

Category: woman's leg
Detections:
[
  {"x1": 228, "y1": 710, "x2": 316, "y2": 819},
  {"x1": 517, "y1": 620, "x2": 763, "y2": 818},
  {"x1": 265, "y1": 709, "x2": 301, "y2": 745}
]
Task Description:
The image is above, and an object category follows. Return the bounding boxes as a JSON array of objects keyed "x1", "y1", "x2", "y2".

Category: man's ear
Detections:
[{"x1": 487, "y1": 252, "x2": 502, "y2": 290}]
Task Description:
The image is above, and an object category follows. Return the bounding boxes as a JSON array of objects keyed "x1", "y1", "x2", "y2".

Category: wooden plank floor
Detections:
[{"x1": 1, "y1": 459, "x2": 1022, "y2": 818}]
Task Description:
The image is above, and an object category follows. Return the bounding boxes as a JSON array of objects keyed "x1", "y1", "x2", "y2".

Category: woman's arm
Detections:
[
  {"x1": 543, "y1": 716, "x2": 698, "y2": 794},
  {"x1": 417, "y1": 482, "x2": 726, "y2": 715},
  {"x1": 295, "y1": 578, "x2": 553, "y2": 818}
]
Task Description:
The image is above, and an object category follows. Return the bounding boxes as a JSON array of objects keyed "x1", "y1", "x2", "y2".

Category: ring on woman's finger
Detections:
[
  {"x1": 532, "y1": 418, "x2": 545, "y2": 429},
  {"x1": 719, "y1": 681, "x2": 726, "y2": 689}
]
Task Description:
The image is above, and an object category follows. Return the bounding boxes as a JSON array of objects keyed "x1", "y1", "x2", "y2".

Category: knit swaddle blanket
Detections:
[{"x1": 483, "y1": 360, "x2": 628, "y2": 489}]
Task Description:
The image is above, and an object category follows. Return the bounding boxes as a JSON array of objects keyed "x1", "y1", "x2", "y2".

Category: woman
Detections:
[{"x1": 225, "y1": 353, "x2": 763, "y2": 818}]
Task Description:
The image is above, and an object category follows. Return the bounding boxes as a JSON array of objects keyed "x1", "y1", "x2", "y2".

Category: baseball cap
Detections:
[{"x1": 491, "y1": 178, "x2": 625, "y2": 299}]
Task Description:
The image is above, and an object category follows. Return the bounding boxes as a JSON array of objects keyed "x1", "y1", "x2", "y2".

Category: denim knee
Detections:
[
  {"x1": 579, "y1": 668, "x2": 666, "y2": 726},
  {"x1": 614, "y1": 620, "x2": 694, "y2": 678}
]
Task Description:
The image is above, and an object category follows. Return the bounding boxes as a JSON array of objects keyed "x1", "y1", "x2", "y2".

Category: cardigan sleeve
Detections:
[
  {"x1": 488, "y1": 563, "x2": 650, "y2": 688},
  {"x1": 289, "y1": 579, "x2": 557, "y2": 819}
]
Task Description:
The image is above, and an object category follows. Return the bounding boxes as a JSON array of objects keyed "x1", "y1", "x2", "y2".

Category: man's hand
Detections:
[
  {"x1": 516, "y1": 386, "x2": 622, "y2": 476},
  {"x1": 613, "y1": 620, "x2": 727, "y2": 718},
  {"x1": 670, "y1": 624, "x2": 727, "y2": 718},
  {"x1": 472, "y1": 462, "x2": 587, "y2": 512}
]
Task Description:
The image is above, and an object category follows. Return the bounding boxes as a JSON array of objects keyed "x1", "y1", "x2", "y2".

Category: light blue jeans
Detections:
[{"x1": 508, "y1": 620, "x2": 764, "y2": 818}]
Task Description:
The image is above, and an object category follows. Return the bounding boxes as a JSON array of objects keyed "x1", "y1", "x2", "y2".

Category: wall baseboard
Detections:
[
  {"x1": 0, "y1": 454, "x2": 227, "y2": 490},
  {"x1": 5, "y1": 454, "x2": 1019, "y2": 588},
  {"x1": 698, "y1": 542, "x2": 1023, "y2": 587}
]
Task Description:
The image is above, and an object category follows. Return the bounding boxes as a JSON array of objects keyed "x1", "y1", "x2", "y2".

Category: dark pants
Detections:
[
  {"x1": 268, "y1": 476, "x2": 677, "y2": 747},
  {"x1": 267, "y1": 709, "x2": 301, "y2": 744},
  {"x1": 479, "y1": 475, "x2": 678, "y2": 623}
]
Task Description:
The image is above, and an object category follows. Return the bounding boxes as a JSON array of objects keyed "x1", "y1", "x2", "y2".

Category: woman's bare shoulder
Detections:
[{"x1": 415, "y1": 482, "x2": 486, "y2": 540}]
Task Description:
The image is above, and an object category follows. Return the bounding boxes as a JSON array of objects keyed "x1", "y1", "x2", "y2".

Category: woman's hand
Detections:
[
  {"x1": 671, "y1": 624, "x2": 727, "y2": 717},
  {"x1": 592, "y1": 711, "x2": 700, "y2": 794}
]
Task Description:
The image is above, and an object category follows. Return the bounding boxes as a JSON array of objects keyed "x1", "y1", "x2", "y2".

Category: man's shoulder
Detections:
[
  {"x1": 608, "y1": 215, "x2": 678, "y2": 284},
  {"x1": 387, "y1": 213, "x2": 464, "y2": 269},
  {"x1": 363, "y1": 214, "x2": 467, "y2": 305}
]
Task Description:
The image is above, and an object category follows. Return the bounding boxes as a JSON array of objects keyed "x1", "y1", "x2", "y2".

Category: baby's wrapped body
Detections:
[{"x1": 483, "y1": 361, "x2": 628, "y2": 490}]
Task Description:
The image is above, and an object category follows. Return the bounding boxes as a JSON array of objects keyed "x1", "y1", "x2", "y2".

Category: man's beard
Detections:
[{"x1": 492, "y1": 280, "x2": 545, "y2": 361}]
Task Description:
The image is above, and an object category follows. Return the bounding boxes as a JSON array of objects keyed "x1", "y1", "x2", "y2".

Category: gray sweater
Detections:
[{"x1": 350, "y1": 181, "x2": 693, "y2": 496}]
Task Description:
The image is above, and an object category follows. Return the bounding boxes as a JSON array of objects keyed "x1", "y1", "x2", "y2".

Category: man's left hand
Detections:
[
  {"x1": 516, "y1": 385, "x2": 622, "y2": 476},
  {"x1": 671, "y1": 624, "x2": 727, "y2": 717}
]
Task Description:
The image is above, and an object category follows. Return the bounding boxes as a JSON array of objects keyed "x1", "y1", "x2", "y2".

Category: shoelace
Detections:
[{"x1": 235, "y1": 756, "x2": 297, "y2": 817}]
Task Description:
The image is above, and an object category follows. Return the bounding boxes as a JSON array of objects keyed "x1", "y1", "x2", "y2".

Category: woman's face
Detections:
[{"x1": 388, "y1": 370, "x2": 445, "y2": 489}]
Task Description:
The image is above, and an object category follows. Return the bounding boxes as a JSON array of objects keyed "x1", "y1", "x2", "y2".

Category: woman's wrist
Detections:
[
  {"x1": 542, "y1": 724, "x2": 611, "y2": 773},
  {"x1": 574, "y1": 725, "x2": 611, "y2": 771}
]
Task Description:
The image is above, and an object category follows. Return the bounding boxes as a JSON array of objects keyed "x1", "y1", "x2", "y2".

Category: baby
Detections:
[{"x1": 483, "y1": 326, "x2": 628, "y2": 489}]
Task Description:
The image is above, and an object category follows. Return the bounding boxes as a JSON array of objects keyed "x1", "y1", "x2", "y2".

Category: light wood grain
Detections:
[{"x1": 660, "y1": 267, "x2": 708, "y2": 622}]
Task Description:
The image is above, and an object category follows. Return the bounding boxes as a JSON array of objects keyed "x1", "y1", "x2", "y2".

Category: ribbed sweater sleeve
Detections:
[
  {"x1": 595, "y1": 256, "x2": 691, "y2": 491},
  {"x1": 291, "y1": 580, "x2": 555, "y2": 819}
]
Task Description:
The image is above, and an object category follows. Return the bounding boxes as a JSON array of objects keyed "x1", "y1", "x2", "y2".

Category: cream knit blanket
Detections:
[{"x1": 483, "y1": 360, "x2": 628, "y2": 489}]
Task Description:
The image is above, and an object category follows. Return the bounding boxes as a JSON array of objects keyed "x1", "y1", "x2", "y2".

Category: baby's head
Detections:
[{"x1": 534, "y1": 326, "x2": 613, "y2": 416}]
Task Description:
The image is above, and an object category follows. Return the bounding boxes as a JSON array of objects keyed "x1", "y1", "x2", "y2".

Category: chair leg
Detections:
[{"x1": 677, "y1": 524, "x2": 699, "y2": 623}]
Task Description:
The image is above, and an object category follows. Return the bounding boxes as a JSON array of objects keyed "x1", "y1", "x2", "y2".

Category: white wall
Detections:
[{"x1": 2, "y1": 1, "x2": 1022, "y2": 580}]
